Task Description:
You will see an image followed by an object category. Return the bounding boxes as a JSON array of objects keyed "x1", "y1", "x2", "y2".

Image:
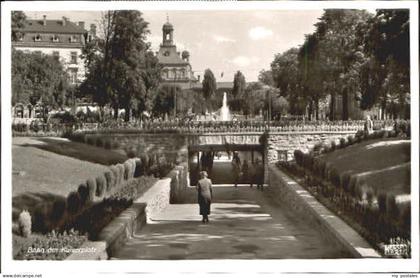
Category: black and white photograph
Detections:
[{"x1": 1, "y1": 1, "x2": 419, "y2": 277}]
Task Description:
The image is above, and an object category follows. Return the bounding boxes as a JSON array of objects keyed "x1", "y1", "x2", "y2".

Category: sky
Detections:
[{"x1": 27, "y1": 10, "x2": 326, "y2": 82}]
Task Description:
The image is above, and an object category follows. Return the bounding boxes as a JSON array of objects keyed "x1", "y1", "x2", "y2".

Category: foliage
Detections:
[
  {"x1": 12, "y1": 49, "x2": 70, "y2": 108},
  {"x1": 202, "y1": 69, "x2": 217, "y2": 104},
  {"x1": 86, "y1": 178, "x2": 97, "y2": 201},
  {"x1": 232, "y1": 71, "x2": 246, "y2": 98},
  {"x1": 95, "y1": 175, "x2": 106, "y2": 197},
  {"x1": 11, "y1": 11, "x2": 27, "y2": 41},
  {"x1": 18, "y1": 210, "x2": 32, "y2": 238},
  {"x1": 268, "y1": 9, "x2": 409, "y2": 120},
  {"x1": 80, "y1": 11, "x2": 160, "y2": 122},
  {"x1": 14, "y1": 230, "x2": 87, "y2": 260}
]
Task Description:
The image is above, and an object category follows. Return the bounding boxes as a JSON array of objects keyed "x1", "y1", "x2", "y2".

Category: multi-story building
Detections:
[
  {"x1": 12, "y1": 15, "x2": 95, "y2": 86},
  {"x1": 156, "y1": 20, "x2": 197, "y2": 90}
]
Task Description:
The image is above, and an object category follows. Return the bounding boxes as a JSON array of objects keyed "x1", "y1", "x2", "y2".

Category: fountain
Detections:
[{"x1": 219, "y1": 92, "x2": 231, "y2": 121}]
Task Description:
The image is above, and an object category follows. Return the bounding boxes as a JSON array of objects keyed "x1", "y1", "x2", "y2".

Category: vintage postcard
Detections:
[{"x1": 1, "y1": 1, "x2": 419, "y2": 277}]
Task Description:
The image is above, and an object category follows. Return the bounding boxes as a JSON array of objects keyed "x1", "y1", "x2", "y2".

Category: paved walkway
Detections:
[{"x1": 113, "y1": 185, "x2": 350, "y2": 259}]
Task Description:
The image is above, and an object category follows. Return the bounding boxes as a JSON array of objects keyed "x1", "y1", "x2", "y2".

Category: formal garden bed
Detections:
[
  {"x1": 12, "y1": 157, "x2": 165, "y2": 260},
  {"x1": 277, "y1": 127, "x2": 411, "y2": 258}
]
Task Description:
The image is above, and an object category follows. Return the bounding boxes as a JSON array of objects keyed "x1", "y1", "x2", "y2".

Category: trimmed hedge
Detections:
[
  {"x1": 77, "y1": 183, "x2": 89, "y2": 205},
  {"x1": 50, "y1": 199, "x2": 66, "y2": 222},
  {"x1": 86, "y1": 178, "x2": 97, "y2": 202},
  {"x1": 96, "y1": 175, "x2": 106, "y2": 197},
  {"x1": 67, "y1": 191, "x2": 81, "y2": 215},
  {"x1": 104, "y1": 170, "x2": 115, "y2": 192}
]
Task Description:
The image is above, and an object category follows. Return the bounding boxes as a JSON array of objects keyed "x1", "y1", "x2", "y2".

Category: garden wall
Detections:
[
  {"x1": 97, "y1": 164, "x2": 188, "y2": 257},
  {"x1": 267, "y1": 164, "x2": 381, "y2": 258},
  {"x1": 267, "y1": 131, "x2": 357, "y2": 163}
]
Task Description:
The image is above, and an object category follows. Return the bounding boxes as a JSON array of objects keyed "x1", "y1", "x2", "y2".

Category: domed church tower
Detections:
[{"x1": 156, "y1": 17, "x2": 196, "y2": 90}]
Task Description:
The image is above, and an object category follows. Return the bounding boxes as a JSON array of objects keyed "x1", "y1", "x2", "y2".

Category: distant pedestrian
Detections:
[
  {"x1": 232, "y1": 152, "x2": 241, "y2": 187},
  {"x1": 197, "y1": 171, "x2": 213, "y2": 223},
  {"x1": 254, "y1": 159, "x2": 264, "y2": 191},
  {"x1": 241, "y1": 160, "x2": 250, "y2": 187}
]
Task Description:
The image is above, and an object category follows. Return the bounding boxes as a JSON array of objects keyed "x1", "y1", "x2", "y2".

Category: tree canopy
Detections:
[
  {"x1": 232, "y1": 70, "x2": 246, "y2": 99},
  {"x1": 80, "y1": 10, "x2": 161, "y2": 121},
  {"x1": 267, "y1": 9, "x2": 410, "y2": 120},
  {"x1": 12, "y1": 49, "x2": 69, "y2": 108}
]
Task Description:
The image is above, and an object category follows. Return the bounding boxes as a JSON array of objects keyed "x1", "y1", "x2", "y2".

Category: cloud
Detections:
[
  {"x1": 213, "y1": 35, "x2": 236, "y2": 43},
  {"x1": 248, "y1": 26, "x2": 273, "y2": 40},
  {"x1": 231, "y1": 56, "x2": 260, "y2": 67}
]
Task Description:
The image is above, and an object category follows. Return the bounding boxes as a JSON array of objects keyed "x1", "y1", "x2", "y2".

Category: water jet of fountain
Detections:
[{"x1": 220, "y1": 92, "x2": 231, "y2": 121}]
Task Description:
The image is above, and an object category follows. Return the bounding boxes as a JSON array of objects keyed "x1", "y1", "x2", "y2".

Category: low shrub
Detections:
[
  {"x1": 348, "y1": 175, "x2": 359, "y2": 197},
  {"x1": 104, "y1": 139, "x2": 112, "y2": 149},
  {"x1": 378, "y1": 192, "x2": 387, "y2": 214},
  {"x1": 312, "y1": 143, "x2": 323, "y2": 155},
  {"x1": 86, "y1": 178, "x2": 97, "y2": 201},
  {"x1": 386, "y1": 195, "x2": 399, "y2": 220},
  {"x1": 96, "y1": 137, "x2": 104, "y2": 148},
  {"x1": 86, "y1": 136, "x2": 96, "y2": 146},
  {"x1": 14, "y1": 230, "x2": 87, "y2": 260},
  {"x1": 340, "y1": 171, "x2": 352, "y2": 192},
  {"x1": 104, "y1": 170, "x2": 115, "y2": 192},
  {"x1": 116, "y1": 164, "x2": 125, "y2": 185},
  {"x1": 50, "y1": 199, "x2": 66, "y2": 222},
  {"x1": 347, "y1": 135, "x2": 355, "y2": 145},
  {"x1": 109, "y1": 165, "x2": 119, "y2": 187},
  {"x1": 77, "y1": 184, "x2": 89, "y2": 205},
  {"x1": 339, "y1": 137, "x2": 346, "y2": 148},
  {"x1": 302, "y1": 153, "x2": 314, "y2": 171},
  {"x1": 18, "y1": 210, "x2": 32, "y2": 238},
  {"x1": 32, "y1": 203, "x2": 50, "y2": 233},
  {"x1": 67, "y1": 191, "x2": 81, "y2": 215},
  {"x1": 329, "y1": 168, "x2": 341, "y2": 188},
  {"x1": 294, "y1": 150, "x2": 304, "y2": 166},
  {"x1": 112, "y1": 140, "x2": 121, "y2": 149},
  {"x1": 96, "y1": 175, "x2": 106, "y2": 197},
  {"x1": 124, "y1": 161, "x2": 132, "y2": 180},
  {"x1": 134, "y1": 158, "x2": 142, "y2": 177}
]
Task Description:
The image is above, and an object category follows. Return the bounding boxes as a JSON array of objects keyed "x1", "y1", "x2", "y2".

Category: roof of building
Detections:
[
  {"x1": 16, "y1": 19, "x2": 87, "y2": 34},
  {"x1": 163, "y1": 22, "x2": 174, "y2": 30}
]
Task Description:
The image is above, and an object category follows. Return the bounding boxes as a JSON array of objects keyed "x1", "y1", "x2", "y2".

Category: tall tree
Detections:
[
  {"x1": 359, "y1": 9, "x2": 410, "y2": 119},
  {"x1": 12, "y1": 49, "x2": 69, "y2": 108},
  {"x1": 314, "y1": 9, "x2": 372, "y2": 120},
  {"x1": 271, "y1": 48, "x2": 306, "y2": 116},
  {"x1": 232, "y1": 71, "x2": 246, "y2": 99},
  {"x1": 202, "y1": 69, "x2": 216, "y2": 111},
  {"x1": 11, "y1": 11, "x2": 26, "y2": 41},
  {"x1": 80, "y1": 11, "x2": 159, "y2": 121},
  {"x1": 258, "y1": 69, "x2": 275, "y2": 87}
]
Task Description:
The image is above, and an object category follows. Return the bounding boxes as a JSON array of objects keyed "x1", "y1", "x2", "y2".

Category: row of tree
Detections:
[{"x1": 267, "y1": 9, "x2": 410, "y2": 120}]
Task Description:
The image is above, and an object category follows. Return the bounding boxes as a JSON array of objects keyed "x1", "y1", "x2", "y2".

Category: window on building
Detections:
[
  {"x1": 68, "y1": 69, "x2": 78, "y2": 84},
  {"x1": 70, "y1": 52, "x2": 78, "y2": 64},
  {"x1": 70, "y1": 35, "x2": 78, "y2": 43},
  {"x1": 35, "y1": 34, "x2": 42, "y2": 41},
  {"x1": 52, "y1": 35, "x2": 59, "y2": 42}
]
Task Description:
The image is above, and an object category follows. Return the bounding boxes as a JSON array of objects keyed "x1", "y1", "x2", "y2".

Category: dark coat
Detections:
[{"x1": 197, "y1": 178, "x2": 213, "y2": 216}]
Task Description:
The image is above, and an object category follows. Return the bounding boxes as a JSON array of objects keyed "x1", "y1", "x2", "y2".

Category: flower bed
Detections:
[
  {"x1": 13, "y1": 230, "x2": 87, "y2": 260},
  {"x1": 12, "y1": 156, "x2": 163, "y2": 259},
  {"x1": 278, "y1": 130, "x2": 411, "y2": 257}
]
